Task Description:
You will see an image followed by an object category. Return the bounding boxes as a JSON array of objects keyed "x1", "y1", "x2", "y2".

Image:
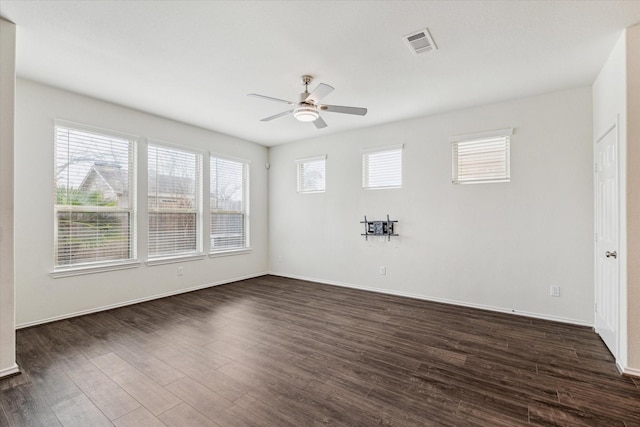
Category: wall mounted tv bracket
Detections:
[{"x1": 361, "y1": 215, "x2": 399, "y2": 241}]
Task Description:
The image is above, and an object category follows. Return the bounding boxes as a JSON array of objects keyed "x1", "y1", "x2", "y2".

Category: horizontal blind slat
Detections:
[
  {"x1": 363, "y1": 147, "x2": 402, "y2": 189},
  {"x1": 211, "y1": 157, "x2": 247, "y2": 251},
  {"x1": 452, "y1": 136, "x2": 510, "y2": 184},
  {"x1": 298, "y1": 158, "x2": 326, "y2": 192},
  {"x1": 55, "y1": 125, "x2": 135, "y2": 266},
  {"x1": 147, "y1": 143, "x2": 200, "y2": 259}
]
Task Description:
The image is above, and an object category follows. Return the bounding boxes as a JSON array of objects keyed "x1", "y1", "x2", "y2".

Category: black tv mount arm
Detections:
[{"x1": 360, "y1": 214, "x2": 399, "y2": 241}]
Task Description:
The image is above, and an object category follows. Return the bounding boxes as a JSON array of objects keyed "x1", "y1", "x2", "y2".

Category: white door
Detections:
[{"x1": 595, "y1": 123, "x2": 619, "y2": 357}]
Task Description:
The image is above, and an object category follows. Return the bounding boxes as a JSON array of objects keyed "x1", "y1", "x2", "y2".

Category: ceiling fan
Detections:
[{"x1": 248, "y1": 75, "x2": 367, "y2": 129}]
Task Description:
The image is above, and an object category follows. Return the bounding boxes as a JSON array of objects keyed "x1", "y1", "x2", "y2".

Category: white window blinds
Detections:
[
  {"x1": 451, "y1": 129, "x2": 512, "y2": 184},
  {"x1": 210, "y1": 156, "x2": 248, "y2": 252},
  {"x1": 148, "y1": 143, "x2": 201, "y2": 259},
  {"x1": 54, "y1": 124, "x2": 136, "y2": 268},
  {"x1": 362, "y1": 145, "x2": 403, "y2": 189},
  {"x1": 296, "y1": 155, "x2": 326, "y2": 193}
]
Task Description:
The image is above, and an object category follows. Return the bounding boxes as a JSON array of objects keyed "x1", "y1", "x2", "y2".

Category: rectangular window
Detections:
[
  {"x1": 296, "y1": 155, "x2": 326, "y2": 193},
  {"x1": 451, "y1": 128, "x2": 512, "y2": 184},
  {"x1": 210, "y1": 156, "x2": 249, "y2": 252},
  {"x1": 148, "y1": 143, "x2": 201, "y2": 259},
  {"x1": 54, "y1": 123, "x2": 137, "y2": 268},
  {"x1": 362, "y1": 145, "x2": 403, "y2": 189}
]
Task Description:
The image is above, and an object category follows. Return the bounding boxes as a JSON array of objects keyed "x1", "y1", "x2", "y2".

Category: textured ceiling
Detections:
[{"x1": 1, "y1": 1, "x2": 639, "y2": 146}]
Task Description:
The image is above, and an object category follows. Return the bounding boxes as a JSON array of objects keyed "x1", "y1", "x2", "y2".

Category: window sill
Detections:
[
  {"x1": 51, "y1": 260, "x2": 141, "y2": 278},
  {"x1": 145, "y1": 254, "x2": 206, "y2": 266},
  {"x1": 209, "y1": 248, "x2": 252, "y2": 258},
  {"x1": 362, "y1": 186, "x2": 402, "y2": 190}
]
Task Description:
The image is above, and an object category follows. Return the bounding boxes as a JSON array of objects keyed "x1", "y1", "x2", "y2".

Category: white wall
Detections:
[
  {"x1": 0, "y1": 18, "x2": 18, "y2": 378},
  {"x1": 269, "y1": 87, "x2": 594, "y2": 325},
  {"x1": 14, "y1": 79, "x2": 269, "y2": 326}
]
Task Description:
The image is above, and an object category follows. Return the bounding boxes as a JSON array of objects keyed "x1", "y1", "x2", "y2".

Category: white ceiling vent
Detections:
[{"x1": 403, "y1": 28, "x2": 437, "y2": 55}]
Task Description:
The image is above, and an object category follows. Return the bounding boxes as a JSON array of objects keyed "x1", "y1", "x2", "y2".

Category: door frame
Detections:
[{"x1": 594, "y1": 118, "x2": 621, "y2": 363}]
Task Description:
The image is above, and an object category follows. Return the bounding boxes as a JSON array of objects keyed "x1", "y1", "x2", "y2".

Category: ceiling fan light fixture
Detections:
[{"x1": 293, "y1": 106, "x2": 319, "y2": 122}]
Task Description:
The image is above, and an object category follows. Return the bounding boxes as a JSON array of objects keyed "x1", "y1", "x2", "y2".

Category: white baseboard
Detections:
[
  {"x1": 0, "y1": 363, "x2": 20, "y2": 378},
  {"x1": 621, "y1": 364, "x2": 640, "y2": 379},
  {"x1": 16, "y1": 271, "x2": 268, "y2": 329},
  {"x1": 269, "y1": 271, "x2": 593, "y2": 327}
]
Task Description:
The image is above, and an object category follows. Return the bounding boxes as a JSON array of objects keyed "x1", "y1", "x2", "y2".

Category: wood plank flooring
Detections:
[{"x1": 1, "y1": 275, "x2": 639, "y2": 426}]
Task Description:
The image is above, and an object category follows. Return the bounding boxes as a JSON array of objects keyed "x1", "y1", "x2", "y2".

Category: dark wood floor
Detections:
[{"x1": 1, "y1": 275, "x2": 639, "y2": 426}]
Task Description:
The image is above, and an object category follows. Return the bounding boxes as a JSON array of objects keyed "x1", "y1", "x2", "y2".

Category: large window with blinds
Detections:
[
  {"x1": 54, "y1": 122, "x2": 137, "y2": 268},
  {"x1": 296, "y1": 155, "x2": 326, "y2": 193},
  {"x1": 148, "y1": 143, "x2": 202, "y2": 259},
  {"x1": 210, "y1": 156, "x2": 249, "y2": 252},
  {"x1": 451, "y1": 129, "x2": 512, "y2": 184},
  {"x1": 362, "y1": 145, "x2": 403, "y2": 189}
]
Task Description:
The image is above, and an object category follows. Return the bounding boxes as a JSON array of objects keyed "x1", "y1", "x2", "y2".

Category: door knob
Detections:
[{"x1": 606, "y1": 251, "x2": 617, "y2": 259}]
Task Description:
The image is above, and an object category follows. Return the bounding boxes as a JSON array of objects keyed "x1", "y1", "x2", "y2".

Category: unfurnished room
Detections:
[{"x1": 1, "y1": 1, "x2": 640, "y2": 426}]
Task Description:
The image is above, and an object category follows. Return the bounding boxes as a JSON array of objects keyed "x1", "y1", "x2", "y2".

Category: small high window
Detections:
[
  {"x1": 296, "y1": 155, "x2": 326, "y2": 193},
  {"x1": 451, "y1": 129, "x2": 512, "y2": 184},
  {"x1": 362, "y1": 145, "x2": 403, "y2": 189}
]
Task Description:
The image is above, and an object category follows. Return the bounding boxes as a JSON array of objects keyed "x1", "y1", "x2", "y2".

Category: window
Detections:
[
  {"x1": 148, "y1": 143, "x2": 201, "y2": 259},
  {"x1": 451, "y1": 128, "x2": 512, "y2": 184},
  {"x1": 210, "y1": 156, "x2": 249, "y2": 252},
  {"x1": 296, "y1": 155, "x2": 326, "y2": 193},
  {"x1": 362, "y1": 145, "x2": 403, "y2": 189},
  {"x1": 54, "y1": 123, "x2": 136, "y2": 269}
]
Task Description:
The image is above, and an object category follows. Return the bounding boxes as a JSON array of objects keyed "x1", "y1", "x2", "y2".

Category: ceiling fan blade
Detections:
[
  {"x1": 248, "y1": 93, "x2": 296, "y2": 105},
  {"x1": 304, "y1": 83, "x2": 334, "y2": 104},
  {"x1": 313, "y1": 116, "x2": 328, "y2": 129},
  {"x1": 320, "y1": 104, "x2": 367, "y2": 116},
  {"x1": 260, "y1": 110, "x2": 293, "y2": 121}
]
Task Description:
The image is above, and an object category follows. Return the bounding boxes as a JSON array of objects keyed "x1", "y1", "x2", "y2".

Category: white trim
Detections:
[
  {"x1": 147, "y1": 137, "x2": 204, "y2": 155},
  {"x1": 596, "y1": 123, "x2": 617, "y2": 144},
  {"x1": 621, "y1": 365, "x2": 640, "y2": 378},
  {"x1": 268, "y1": 272, "x2": 593, "y2": 327},
  {"x1": 449, "y1": 127, "x2": 513, "y2": 143},
  {"x1": 17, "y1": 272, "x2": 268, "y2": 329},
  {"x1": 209, "y1": 248, "x2": 252, "y2": 258},
  {"x1": 51, "y1": 260, "x2": 141, "y2": 278},
  {"x1": 209, "y1": 151, "x2": 251, "y2": 165},
  {"x1": 145, "y1": 254, "x2": 205, "y2": 266},
  {"x1": 361, "y1": 144, "x2": 404, "y2": 154},
  {"x1": 54, "y1": 118, "x2": 141, "y2": 142},
  {"x1": 0, "y1": 364, "x2": 20, "y2": 379},
  {"x1": 295, "y1": 154, "x2": 327, "y2": 164}
]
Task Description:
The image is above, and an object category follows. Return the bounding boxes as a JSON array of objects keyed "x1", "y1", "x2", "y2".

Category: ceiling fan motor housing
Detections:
[{"x1": 293, "y1": 104, "x2": 319, "y2": 122}]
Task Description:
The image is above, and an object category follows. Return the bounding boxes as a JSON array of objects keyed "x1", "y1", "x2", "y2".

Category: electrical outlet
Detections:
[
  {"x1": 550, "y1": 285, "x2": 560, "y2": 297},
  {"x1": 379, "y1": 266, "x2": 386, "y2": 275},
  {"x1": 177, "y1": 267, "x2": 184, "y2": 276}
]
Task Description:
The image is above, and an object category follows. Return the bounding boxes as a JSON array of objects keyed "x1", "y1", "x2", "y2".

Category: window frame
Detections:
[
  {"x1": 52, "y1": 120, "x2": 139, "y2": 276},
  {"x1": 209, "y1": 154, "x2": 250, "y2": 256},
  {"x1": 362, "y1": 144, "x2": 403, "y2": 190},
  {"x1": 147, "y1": 140, "x2": 203, "y2": 262},
  {"x1": 450, "y1": 128, "x2": 513, "y2": 185},
  {"x1": 296, "y1": 155, "x2": 327, "y2": 193}
]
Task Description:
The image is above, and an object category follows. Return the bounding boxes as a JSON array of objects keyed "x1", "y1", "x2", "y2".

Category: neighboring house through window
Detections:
[
  {"x1": 148, "y1": 142, "x2": 202, "y2": 259},
  {"x1": 54, "y1": 122, "x2": 137, "y2": 269}
]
